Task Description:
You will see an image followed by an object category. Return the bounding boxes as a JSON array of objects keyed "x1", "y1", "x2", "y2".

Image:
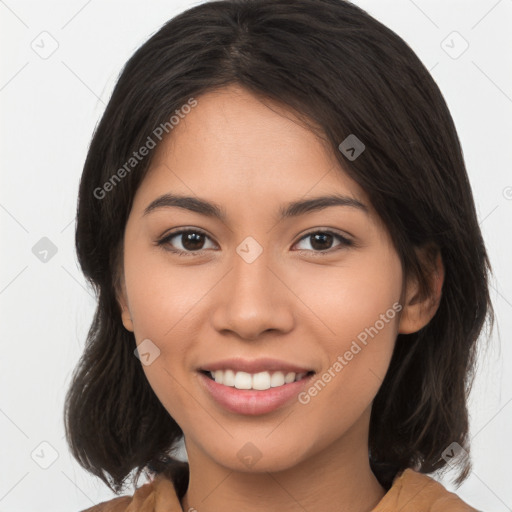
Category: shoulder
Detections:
[
  {"x1": 374, "y1": 468, "x2": 480, "y2": 512},
  {"x1": 79, "y1": 494, "x2": 133, "y2": 512},
  {"x1": 78, "y1": 480, "x2": 154, "y2": 512},
  {"x1": 78, "y1": 474, "x2": 181, "y2": 512}
]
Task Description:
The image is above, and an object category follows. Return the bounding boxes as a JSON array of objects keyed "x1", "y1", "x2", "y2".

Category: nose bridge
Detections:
[
  {"x1": 232, "y1": 240, "x2": 272, "y2": 299},
  {"x1": 211, "y1": 238, "x2": 294, "y2": 339}
]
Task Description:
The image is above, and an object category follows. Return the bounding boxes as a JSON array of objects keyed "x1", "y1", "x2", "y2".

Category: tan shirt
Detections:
[{"x1": 81, "y1": 468, "x2": 479, "y2": 511}]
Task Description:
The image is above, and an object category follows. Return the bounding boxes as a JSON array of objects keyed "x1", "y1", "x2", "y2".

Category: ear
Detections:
[
  {"x1": 398, "y1": 244, "x2": 444, "y2": 334},
  {"x1": 116, "y1": 278, "x2": 134, "y2": 333}
]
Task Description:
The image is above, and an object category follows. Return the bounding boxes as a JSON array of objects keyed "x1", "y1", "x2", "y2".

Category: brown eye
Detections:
[
  {"x1": 157, "y1": 229, "x2": 216, "y2": 255},
  {"x1": 294, "y1": 230, "x2": 353, "y2": 254},
  {"x1": 178, "y1": 231, "x2": 206, "y2": 251}
]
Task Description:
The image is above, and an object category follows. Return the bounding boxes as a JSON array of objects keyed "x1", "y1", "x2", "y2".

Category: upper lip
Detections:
[{"x1": 200, "y1": 357, "x2": 315, "y2": 374}]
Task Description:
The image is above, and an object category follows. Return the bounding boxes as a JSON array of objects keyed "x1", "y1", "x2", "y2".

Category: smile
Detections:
[
  {"x1": 198, "y1": 369, "x2": 315, "y2": 415},
  {"x1": 202, "y1": 369, "x2": 313, "y2": 390}
]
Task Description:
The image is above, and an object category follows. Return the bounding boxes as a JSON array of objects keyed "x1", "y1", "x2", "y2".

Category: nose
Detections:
[{"x1": 210, "y1": 246, "x2": 295, "y2": 341}]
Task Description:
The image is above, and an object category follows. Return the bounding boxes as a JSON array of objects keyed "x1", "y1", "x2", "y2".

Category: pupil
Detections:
[
  {"x1": 311, "y1": 233, "x2": 332, "y2": 251},
  {"x1": 183, "y1": 232, "x2": 204, "y2": 251}
]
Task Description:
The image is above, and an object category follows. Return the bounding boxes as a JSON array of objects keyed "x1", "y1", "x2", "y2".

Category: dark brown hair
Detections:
[{"x1": 64, "y1": 0, "x2": 494, "y2": 496}]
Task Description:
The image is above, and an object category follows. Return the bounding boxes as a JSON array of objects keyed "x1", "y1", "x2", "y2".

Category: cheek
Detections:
[
  {"x1": 128, "y1": 282, "x2": 198, "y2": 427},
  {"x1": 293, "y1": 251, "x2": 402, "y2": 419},
  {"x1": 124, "y1": 245, "x2": 214, "y2": 340},
  {"x1": 294, "y1": 312, "x2": 398, "y2": 451},
  {"x1": 123, "y1": 249, "x2": 216, "y2": 425},
  {"x1": 289, "y1": 248, "x2": 402, "y2": 345}
]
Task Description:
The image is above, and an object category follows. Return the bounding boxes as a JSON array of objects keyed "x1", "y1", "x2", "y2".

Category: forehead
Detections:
[{"x1": 133, "y1": 84, "x2": 373, "y2": 220}]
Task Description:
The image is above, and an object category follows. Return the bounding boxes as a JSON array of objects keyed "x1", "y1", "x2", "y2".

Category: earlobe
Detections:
[
  {"x1": 121, "y1": 306, "x2": 134, "y2": 332},
  {"x1": 398, "y1": 246, "x2": 444, "y2": 335},
  {"x1": 116, "y1": 281, "x2": 134, "y2": 332}
]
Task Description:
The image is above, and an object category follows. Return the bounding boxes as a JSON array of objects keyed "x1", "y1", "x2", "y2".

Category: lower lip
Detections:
[{"x1": 198, "y1": 372, "x2": 314, "y2": 416}]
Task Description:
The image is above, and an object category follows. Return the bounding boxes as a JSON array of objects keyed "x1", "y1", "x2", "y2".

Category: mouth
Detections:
[
  {"x1": 199, "y1": 369, "x2": 315, "y2": 391},
  {"x1": 198, "y1": 368, "x2": 316, "y2": 415}
]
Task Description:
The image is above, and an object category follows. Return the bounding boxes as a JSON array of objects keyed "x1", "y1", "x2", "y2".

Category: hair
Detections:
[{"x1": 64, "y1": 0, "x2": 494, "y2": 496}]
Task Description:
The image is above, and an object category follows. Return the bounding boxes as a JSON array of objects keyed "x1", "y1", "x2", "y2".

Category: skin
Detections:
[{"x1": 117, "y1": 84, "x2": 444, "y2": 512}]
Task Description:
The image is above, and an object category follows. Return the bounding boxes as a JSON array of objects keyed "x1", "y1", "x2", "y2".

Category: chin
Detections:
[{"x1": 205, "y1": 440, "x2": 310, "y2": 474}]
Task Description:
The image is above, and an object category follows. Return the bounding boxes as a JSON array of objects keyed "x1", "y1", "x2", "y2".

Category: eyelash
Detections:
[{"x1": 155, "y1": 228, "x2": 354, "y2": 257}]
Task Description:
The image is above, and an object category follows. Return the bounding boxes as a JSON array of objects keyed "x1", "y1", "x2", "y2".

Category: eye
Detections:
[
  {"x1": 156, "y1": 228, "x2": 354, "y2": 257},
  {"x1": 156, "y1": 228, "x2": 217, "y2": 256},
  {"x1": 293, "y1": 230, "x2": 353, "y2": 255}
]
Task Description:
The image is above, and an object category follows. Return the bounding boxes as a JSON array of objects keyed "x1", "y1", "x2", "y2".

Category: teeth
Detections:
[
  {"x1": 208, "y1": 370, "x2": 309, "y2": 390},
  {"x1": 270, "y1": 372, "x2": 285, "y2": 387}
]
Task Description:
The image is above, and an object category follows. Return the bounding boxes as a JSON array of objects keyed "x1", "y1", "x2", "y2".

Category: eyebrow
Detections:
[{"x1": 142, "y1": 193, "x2": 368, "y2": 221}]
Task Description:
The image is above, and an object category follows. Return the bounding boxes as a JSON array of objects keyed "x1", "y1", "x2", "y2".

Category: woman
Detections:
[{"x1": 64, "y1": 0, "x2": 494, "y2": 510}]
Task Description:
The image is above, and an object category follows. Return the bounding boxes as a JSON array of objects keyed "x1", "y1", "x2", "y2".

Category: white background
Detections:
[{"x1": 0, "y1": 0, "x2": 511, "y2": 511}]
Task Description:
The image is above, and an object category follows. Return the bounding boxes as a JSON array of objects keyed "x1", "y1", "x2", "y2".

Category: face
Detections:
[{"x1": 117, "y1": 84, "x2": 420, "y2": 474}]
